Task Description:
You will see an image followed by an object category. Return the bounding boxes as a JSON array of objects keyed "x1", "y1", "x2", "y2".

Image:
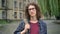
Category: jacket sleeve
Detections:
[
  {"x1": 44, "y1": 22, "x2": 47, "y2": 34},
  {"x1": 14, "y1": 21, "x2": 25, "y2": 34},
  {"x1": 42, "y1": 21, "x2": 47, "y2": 34},
  {"x1": 40, "y1": 20, "x2": 47, "y2": 34}
]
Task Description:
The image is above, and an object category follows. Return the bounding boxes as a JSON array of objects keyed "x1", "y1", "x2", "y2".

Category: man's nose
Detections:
[{"x1": 30, "y1": 10, "x2": 33, "y2": 12}]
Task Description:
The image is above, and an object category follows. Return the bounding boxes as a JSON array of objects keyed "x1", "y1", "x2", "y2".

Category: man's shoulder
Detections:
[{"x1": 39, "y1": 19, "x2": 46, "y2": 25}]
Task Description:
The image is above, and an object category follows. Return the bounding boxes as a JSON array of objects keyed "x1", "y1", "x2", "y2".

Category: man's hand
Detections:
[{"x1": 20, "y1": 23, "x2": 30, "y2": 34}]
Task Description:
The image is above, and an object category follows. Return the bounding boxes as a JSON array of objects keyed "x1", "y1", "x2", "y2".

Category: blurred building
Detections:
[{"x1": 0, "y1": 0, "x2": 38, "y2": 20}]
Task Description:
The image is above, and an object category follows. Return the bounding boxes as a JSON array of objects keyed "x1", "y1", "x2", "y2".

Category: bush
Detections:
[
  {"x1": 55, "y1": 16, "x2": 60, "y2": 20},
  {"x1": 0, "y1": 19, "x2": 8, "y2": 24}
]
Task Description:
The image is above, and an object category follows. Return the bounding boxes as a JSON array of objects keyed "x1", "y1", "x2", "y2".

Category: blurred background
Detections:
[{"x1": 0, "y1": 0, "x2": 60, "y2": 34}]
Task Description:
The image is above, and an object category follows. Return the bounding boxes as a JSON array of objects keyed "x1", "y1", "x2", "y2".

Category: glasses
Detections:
[{"x1": 28, "y1": 8, "x2": 36, "y2": 11}]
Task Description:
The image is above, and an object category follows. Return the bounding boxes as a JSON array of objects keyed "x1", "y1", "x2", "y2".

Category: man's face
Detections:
[{"x1": 28, "y1": 5, "x2": 36, "y2": 17}]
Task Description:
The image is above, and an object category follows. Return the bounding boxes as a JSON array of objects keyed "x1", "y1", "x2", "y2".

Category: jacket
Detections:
[{"x1": 14, "y1": 19, "x2": 47, "y2": 34}]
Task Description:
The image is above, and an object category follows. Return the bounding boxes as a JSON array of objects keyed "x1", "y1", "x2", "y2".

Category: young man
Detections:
[{"x1": 14, "y1": 3, "x2": 47, "y2": 34}]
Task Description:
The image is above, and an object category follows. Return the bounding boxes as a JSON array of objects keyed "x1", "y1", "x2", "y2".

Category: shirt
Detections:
[{"x1": 30, "y1": 22, "x2": 39, "y2": 34}]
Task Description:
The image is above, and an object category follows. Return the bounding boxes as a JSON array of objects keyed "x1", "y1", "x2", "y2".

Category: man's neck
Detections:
[{"x1": 30, "y1": 16, "x2": 38, "y2": 23}]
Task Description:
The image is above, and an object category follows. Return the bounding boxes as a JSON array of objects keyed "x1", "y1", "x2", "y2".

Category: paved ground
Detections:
[
  {"x1": 0, "y1": 21, "x2": 20, "y2": 34},
  {"x1": 43, "y1": 20, "x2": 60, "y2": 34},
  {"x1": 0, "y1": 20, "x2": 60, "y2": 34}
]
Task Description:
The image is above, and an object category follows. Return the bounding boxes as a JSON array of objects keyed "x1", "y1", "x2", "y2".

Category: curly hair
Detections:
[{"x1": 25, "y1": 2, "x2": 42, "y2": 20}]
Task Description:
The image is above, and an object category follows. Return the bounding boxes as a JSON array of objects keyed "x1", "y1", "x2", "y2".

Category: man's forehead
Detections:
[{"x1": 28, "y1": 5, "x2": 35, "y2": 8}]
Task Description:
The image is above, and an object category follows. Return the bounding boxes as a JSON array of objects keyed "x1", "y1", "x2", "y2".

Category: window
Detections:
[
  {"x1": 14, "y1": 12, "x2": 17, "y2": 18},
  {"x1": 14, "y1": 1, "x2": 17, "y2": 8},
  {"x1": 23, "y1": 0, "x2": 26, "y2": 1},
  {"x1": 23, "y1": 3, "x2": 25, "y2": 7},
  {"x1": 19, "y1": 2, "x2": 22, "y2": 9},
  {"x1": 2, "y1": 0, "x2": 6, "y2": 7},
  {"x1": 2, "y1": 11, "x2": 6, "y2": 19},
  {"x1": 19, "y1": 2, "x2": 23, "y2": 9},
  {"x1": 28, "y1": 0, "x2": 30, "y2": 2},
  {"x1": 20, "y1": 13, "x2": 22, "y2": 19}
]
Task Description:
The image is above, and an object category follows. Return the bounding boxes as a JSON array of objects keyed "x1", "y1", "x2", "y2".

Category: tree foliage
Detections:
[{"x1": 38, "y1": 0, "x2": 59, "y2": 17}]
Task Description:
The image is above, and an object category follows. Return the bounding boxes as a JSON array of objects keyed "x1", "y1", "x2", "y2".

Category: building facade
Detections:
[{"x1": 0, "y1": 0, "x2": 38, "y2": 20}]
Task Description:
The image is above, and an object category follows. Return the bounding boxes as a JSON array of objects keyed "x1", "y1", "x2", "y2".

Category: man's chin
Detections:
[{"x1": 30, "y1": 15, "x2": 35, "y2": 17}]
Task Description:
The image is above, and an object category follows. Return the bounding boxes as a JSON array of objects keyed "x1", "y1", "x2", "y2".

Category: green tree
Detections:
[{"x1": 38, "y1": 0, "x2": 60, "y2": 19}]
